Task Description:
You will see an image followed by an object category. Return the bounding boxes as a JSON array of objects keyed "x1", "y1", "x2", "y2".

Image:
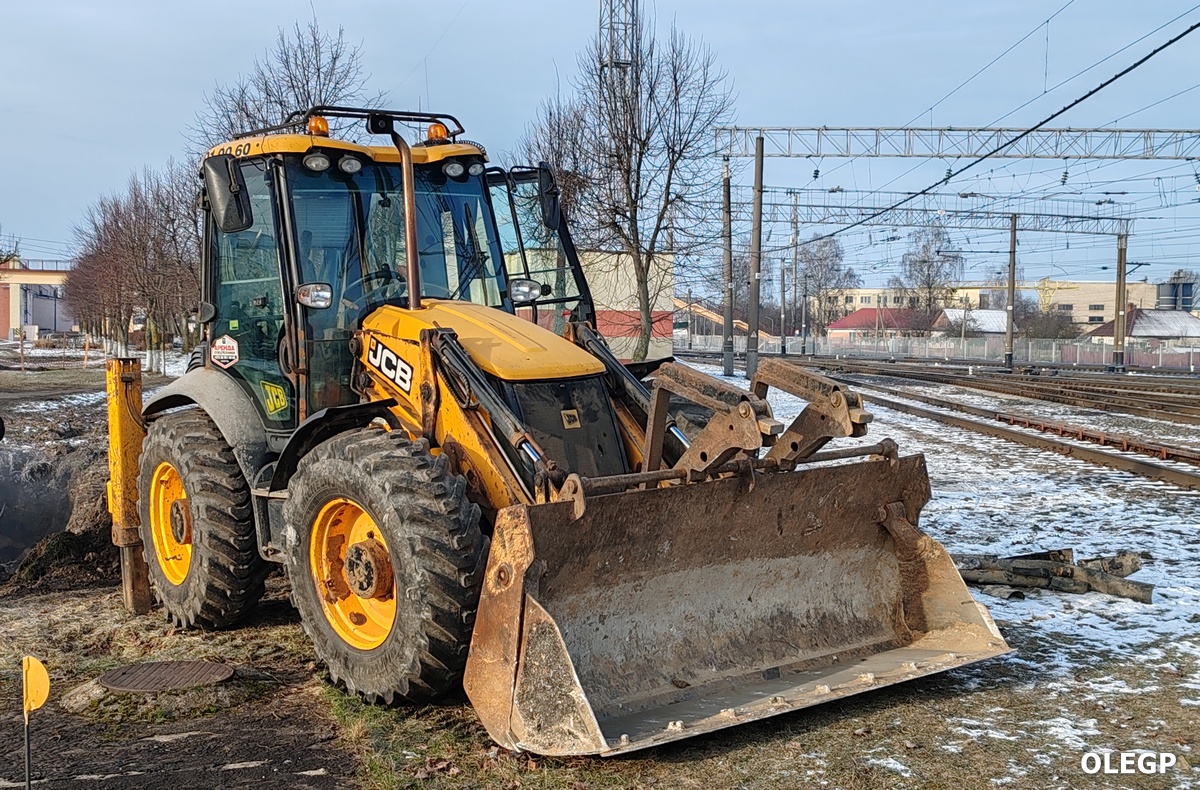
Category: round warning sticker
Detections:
[{"x1": 210, "y1": 334, "x2": 240, "y2": 369}]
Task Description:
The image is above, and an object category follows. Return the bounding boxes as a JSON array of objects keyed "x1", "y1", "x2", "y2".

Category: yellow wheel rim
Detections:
[
  {"x1": 148, "y1": 461, "x2": 192, "y2": 585},
  {"x1": 310, "y1": 498, "x2": 397, "y2": 651}
]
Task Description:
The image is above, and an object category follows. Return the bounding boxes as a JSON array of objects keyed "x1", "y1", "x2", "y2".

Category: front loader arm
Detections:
[
  {"x1": 751, "y1": 358, "x2": 872, "y2": 461},
  {"x1": 355, "y1": 327, "x2": 552, "y2": 514},
  {"x1": 638, "y1": 359, "x2": 876, "y2": 475}
]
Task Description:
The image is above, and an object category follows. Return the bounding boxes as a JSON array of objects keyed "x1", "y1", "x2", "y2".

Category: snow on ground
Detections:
[
  {"x1": 8, "y1": 390, "x2": 108, "y2": 414},
  {"x1": 839, "y1": 373, "x2": 1200, "y2": 451},
  {"x1": 690, "y1": 362, "x2": 1200, "y2": 766},
  {"x1": 0, "y1": 343, "x2": 187, "y2": 375}
]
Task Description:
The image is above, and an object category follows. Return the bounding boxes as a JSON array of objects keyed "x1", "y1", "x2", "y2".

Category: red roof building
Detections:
[{"x1": 826, "y1": 308, "x2": 931, "y2": 339}]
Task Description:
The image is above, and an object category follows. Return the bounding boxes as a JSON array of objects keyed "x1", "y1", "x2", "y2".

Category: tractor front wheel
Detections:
[{"x1": 282, "y1": 428, "x2": 486, "y2": 703}]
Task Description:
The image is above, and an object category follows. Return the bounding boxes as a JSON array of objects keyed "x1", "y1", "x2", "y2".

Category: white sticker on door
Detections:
[{"x1": 210, "y1": 334, "x2": 240, "y2": 369}]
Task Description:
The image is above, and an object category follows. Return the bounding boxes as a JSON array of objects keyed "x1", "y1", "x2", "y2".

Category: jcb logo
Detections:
[
  {"x1": 367, "y1": 338, "x2": 413, "y2": 393},
  {"x1": 261, "y1": 381, "x2": 289, "y2": 415}
]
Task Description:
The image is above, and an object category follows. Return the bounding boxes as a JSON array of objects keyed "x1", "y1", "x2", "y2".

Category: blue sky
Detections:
[{"x1": 2, "y1": 1, "x2": 1198, "y2": 286}]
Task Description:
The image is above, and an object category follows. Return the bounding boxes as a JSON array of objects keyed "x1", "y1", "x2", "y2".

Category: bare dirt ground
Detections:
[
  {"x1": 0, "y1": 579, "x2": 357, "y2": 788},
  {"x1": 3, "y1": 363, "x2": 1198, "y2": 789}
]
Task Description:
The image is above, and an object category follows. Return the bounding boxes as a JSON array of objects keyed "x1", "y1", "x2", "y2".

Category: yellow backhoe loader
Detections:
[{"x1": 106, "y1": 106, "x2": 1009, "y2": 756}]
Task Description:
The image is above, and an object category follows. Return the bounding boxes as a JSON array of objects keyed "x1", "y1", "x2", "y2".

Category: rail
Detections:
[{"x1": 843, "y1": 382, "x2": 1200, "y2": 492}]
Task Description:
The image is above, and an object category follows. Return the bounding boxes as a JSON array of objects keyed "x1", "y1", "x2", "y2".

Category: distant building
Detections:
[
  {"x1": 578, "y1": 252, "x2": 674, "y2": 360},
  {"x1": 826, "y1": 308, "x2": 930, "y2": 341},
  {"x1": 0, "y1": 259, "x2": 74, "y2": 340},
  {"x1": 931, "y1": 308, "x2": 1011, "y2": 336},
  {"x1": 1085, "y1": 304, "x2": 1200, "y2": 343},
  {"x1": 829, "y1": 280, "x2": 1163, "y2": 329}
]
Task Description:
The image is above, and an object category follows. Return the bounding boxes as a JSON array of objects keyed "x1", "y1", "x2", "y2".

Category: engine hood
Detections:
[{"x1": 361, "y1": 300, "x2": 605, "y2": 381}]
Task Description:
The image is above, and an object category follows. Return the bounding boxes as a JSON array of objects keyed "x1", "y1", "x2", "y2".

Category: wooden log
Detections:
[
  {"x1": 1072, "y1": 564, "x2": 1154, "y2": 604},
  {"x1": 1078, "y1": 552, "x2": 1142, "y2": 578},
  {"x1": 1008, "y1": 548, "x2": 1074, "y2": 564},
  {"x1": 956, "y1": 552, "x2": 1151, "y2": 601},
  {"x1": 979, "y1": 585, "x2": 1025, "y2": 600}
]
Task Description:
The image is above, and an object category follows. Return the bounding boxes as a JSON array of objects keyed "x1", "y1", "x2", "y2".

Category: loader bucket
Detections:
[{"x1": 463, "y1": 453, "x2": 1010, "y2": 756}]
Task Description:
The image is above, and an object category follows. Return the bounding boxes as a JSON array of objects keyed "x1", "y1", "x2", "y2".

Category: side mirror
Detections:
[
  {"x1": 202, "y1": 155, "x2": 253, "y2": 233},
  {"x1": 510, "y1": 278, "x2": 549, "y2": 305},
  {"x1": 537, "y1": 162, "x2": 562, "y2": 231},
  {"x1": 296, "y1": 283, "x2": 333, "y2": 309}
]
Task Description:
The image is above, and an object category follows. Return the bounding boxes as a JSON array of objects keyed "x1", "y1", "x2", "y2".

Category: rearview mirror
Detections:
[
  {"x1": 537, "y1": 163, "x2": 561, "y2": 231},
  {"x1": 202, "y1": 155, "x2": 253, "y2": 233}
]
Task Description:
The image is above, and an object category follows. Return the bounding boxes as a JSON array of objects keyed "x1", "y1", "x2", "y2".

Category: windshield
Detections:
[{"x1": 286, "y1": 156, "x2": 509, "y2": 321}]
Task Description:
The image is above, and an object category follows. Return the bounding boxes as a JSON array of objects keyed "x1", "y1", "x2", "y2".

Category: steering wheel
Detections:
[{"x1": 344, "y1": 267, "x2": 407, "y2": 311}]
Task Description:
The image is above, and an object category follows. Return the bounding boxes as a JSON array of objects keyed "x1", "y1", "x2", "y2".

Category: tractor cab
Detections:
[{"x1": 198, "y1": 107, "x2": 594, "y2": 436}]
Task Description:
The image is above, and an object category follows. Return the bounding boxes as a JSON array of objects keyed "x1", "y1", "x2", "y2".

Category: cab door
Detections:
[
  {"x1": 487, "y1": 167, "x2": 594, "y2": 331},
  {"x1": 207, "y1": 159, "x2": 297, "y2": 429}
]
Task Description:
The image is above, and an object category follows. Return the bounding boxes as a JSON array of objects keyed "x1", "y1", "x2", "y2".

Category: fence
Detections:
[{"x1": 676, "y1": 334, "x2": 1200, "y2": 371}]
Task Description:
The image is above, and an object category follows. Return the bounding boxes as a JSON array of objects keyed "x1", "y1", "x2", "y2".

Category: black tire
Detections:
[
  {"x1": 137, "y1": 409, "x2": 268, "y2": 628},
  {"x1": 282, "y1": 428, "x2": 486, "y2": 704}
]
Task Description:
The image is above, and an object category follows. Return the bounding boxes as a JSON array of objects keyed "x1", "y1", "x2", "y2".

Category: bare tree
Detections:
[
  {"x1": 516, "y1": 94, "x2": 593, "y2": 220},
  {"x1": 189, "y1": 19, "x2": 384, "y2": 153},
  {"x1": 0, "y1": 226, "x2": 19, "y2": 266},
  {"x1": 519, "y1": 18, "x2": 735, "y2": 360},
  {"x1": 1017, "y1": 294, "x2": 1078, "y2": 339},
  {"x1": 67, "y1": 162, "x2": 204, "y2": 369},
  {"x1": 888, "y1": 225, "x2": 964, "y2": 316},
  {"x1": 797, "y1": 234, "x2": 860, "y2": 335}
]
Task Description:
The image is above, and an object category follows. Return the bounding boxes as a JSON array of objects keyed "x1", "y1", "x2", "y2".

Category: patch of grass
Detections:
[
  {"x1": 321, "y1": 624, "x2": 1198, "y2": 789},
  {"x1": 6, "y1": 585, "x2": 1196, "y2": 788}
]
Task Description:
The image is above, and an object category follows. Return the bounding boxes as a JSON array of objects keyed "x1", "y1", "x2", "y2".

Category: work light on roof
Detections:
[
  {"x1": 338, "y1": 156, "x2": 363, "y2": 174},
  {"x1": 303, "y1": 152, "x2": 331, "y2": 171}
]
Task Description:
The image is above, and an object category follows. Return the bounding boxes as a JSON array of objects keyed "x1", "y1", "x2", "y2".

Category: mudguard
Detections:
[{"x1": 142, "y1": 368, "x2": 272, "y2": 488}]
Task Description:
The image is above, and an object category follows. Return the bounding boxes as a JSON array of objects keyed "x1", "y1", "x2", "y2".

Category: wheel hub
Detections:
[
  {"x1": 169, "y1": 498, "x2": 191, "y2": 544},
  {"x1": 344, "y1": 538, "x2": 393, "y2": 600}
]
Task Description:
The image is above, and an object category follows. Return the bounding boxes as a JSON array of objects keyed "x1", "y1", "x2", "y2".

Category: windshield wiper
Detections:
[{"x1": 447, "y1": 202, "x2": 489, "y2": 301}]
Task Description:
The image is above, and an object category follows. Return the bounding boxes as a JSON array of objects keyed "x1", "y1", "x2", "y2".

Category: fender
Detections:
[
  {"x1": 267, "y1": 400, "x2": 399, "y2": 493},
  {"x1": 142, "y1": 368, "x2": 272, "y2": 487}
]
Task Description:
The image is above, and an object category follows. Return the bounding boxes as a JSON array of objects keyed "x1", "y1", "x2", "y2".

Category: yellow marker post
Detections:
[{"x1": 22, "y1": 656, "x2": 49, "y2": 790}]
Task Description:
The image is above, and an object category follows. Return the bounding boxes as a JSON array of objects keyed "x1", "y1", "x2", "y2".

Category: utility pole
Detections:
[
  {"x1": 801, "y1": 274, "x2": 809, "y2": 355},
  {"x1": 1113, "y1": 234, "x2": 1128, "y2": 369},
  {"x1": 687, "y1": 287, "x2": 693, "y2": 350},
  {"x1": 779, "y1": 264, "x2": 787, "y2": 356},
  {"x1": 790, "y1": 204, "x2": 799, "y2": 358},
  {"x1": 1004, "y1": 213, "x2": 1017, "y2": 369},
  {"x1": 721, "y1": 157, "x2": 734, "y2": 376},
  {"x1": 961, "y1": 295, "x2": 969, "y2": 357},
  {"x1": 746, "y1": 135, "x2": 764, "y2": 379}
]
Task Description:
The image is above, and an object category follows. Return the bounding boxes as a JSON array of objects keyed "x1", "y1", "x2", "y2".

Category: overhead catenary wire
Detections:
[
  {"x1": 795, "y1": 18, "x2": 1200, "y2": 250},
  {"x1": 817, "y1": 0, "x2": 1083, "y2": 185}
]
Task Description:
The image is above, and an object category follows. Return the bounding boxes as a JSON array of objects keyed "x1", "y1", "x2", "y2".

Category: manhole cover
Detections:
[{"x1": 98, "y1": 660, "x2": 234, "y2": 693}]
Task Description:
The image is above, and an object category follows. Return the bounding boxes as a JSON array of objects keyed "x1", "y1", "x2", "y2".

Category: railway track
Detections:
[
  {"x1": 674, "y1": 352, "x2": 1200, "y2": 492},
  {"x1": 838, "y1": 379, "x2": 1200, "y2": 491},
  {"x1": 809, "y1": 359, "x2": 1200, "y2": 425}
]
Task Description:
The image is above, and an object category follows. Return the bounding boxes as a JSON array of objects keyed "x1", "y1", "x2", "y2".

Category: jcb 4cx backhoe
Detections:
[{"x1": 106, "y1": 106, "x2": 1008, "y2": 756}]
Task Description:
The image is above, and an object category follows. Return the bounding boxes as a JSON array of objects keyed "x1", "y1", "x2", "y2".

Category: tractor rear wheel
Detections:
[
  {"x1": 137, "y1": 409, "x2": 269, "y2": 628},
  {"x1": 282, "y1": 428, "x2": 486, "y2": 703}
]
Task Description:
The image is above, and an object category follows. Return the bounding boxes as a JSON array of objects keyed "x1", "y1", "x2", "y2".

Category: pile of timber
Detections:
[{"x1": 952, "y1": 549, "x2": 1153, "y2": 604}]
